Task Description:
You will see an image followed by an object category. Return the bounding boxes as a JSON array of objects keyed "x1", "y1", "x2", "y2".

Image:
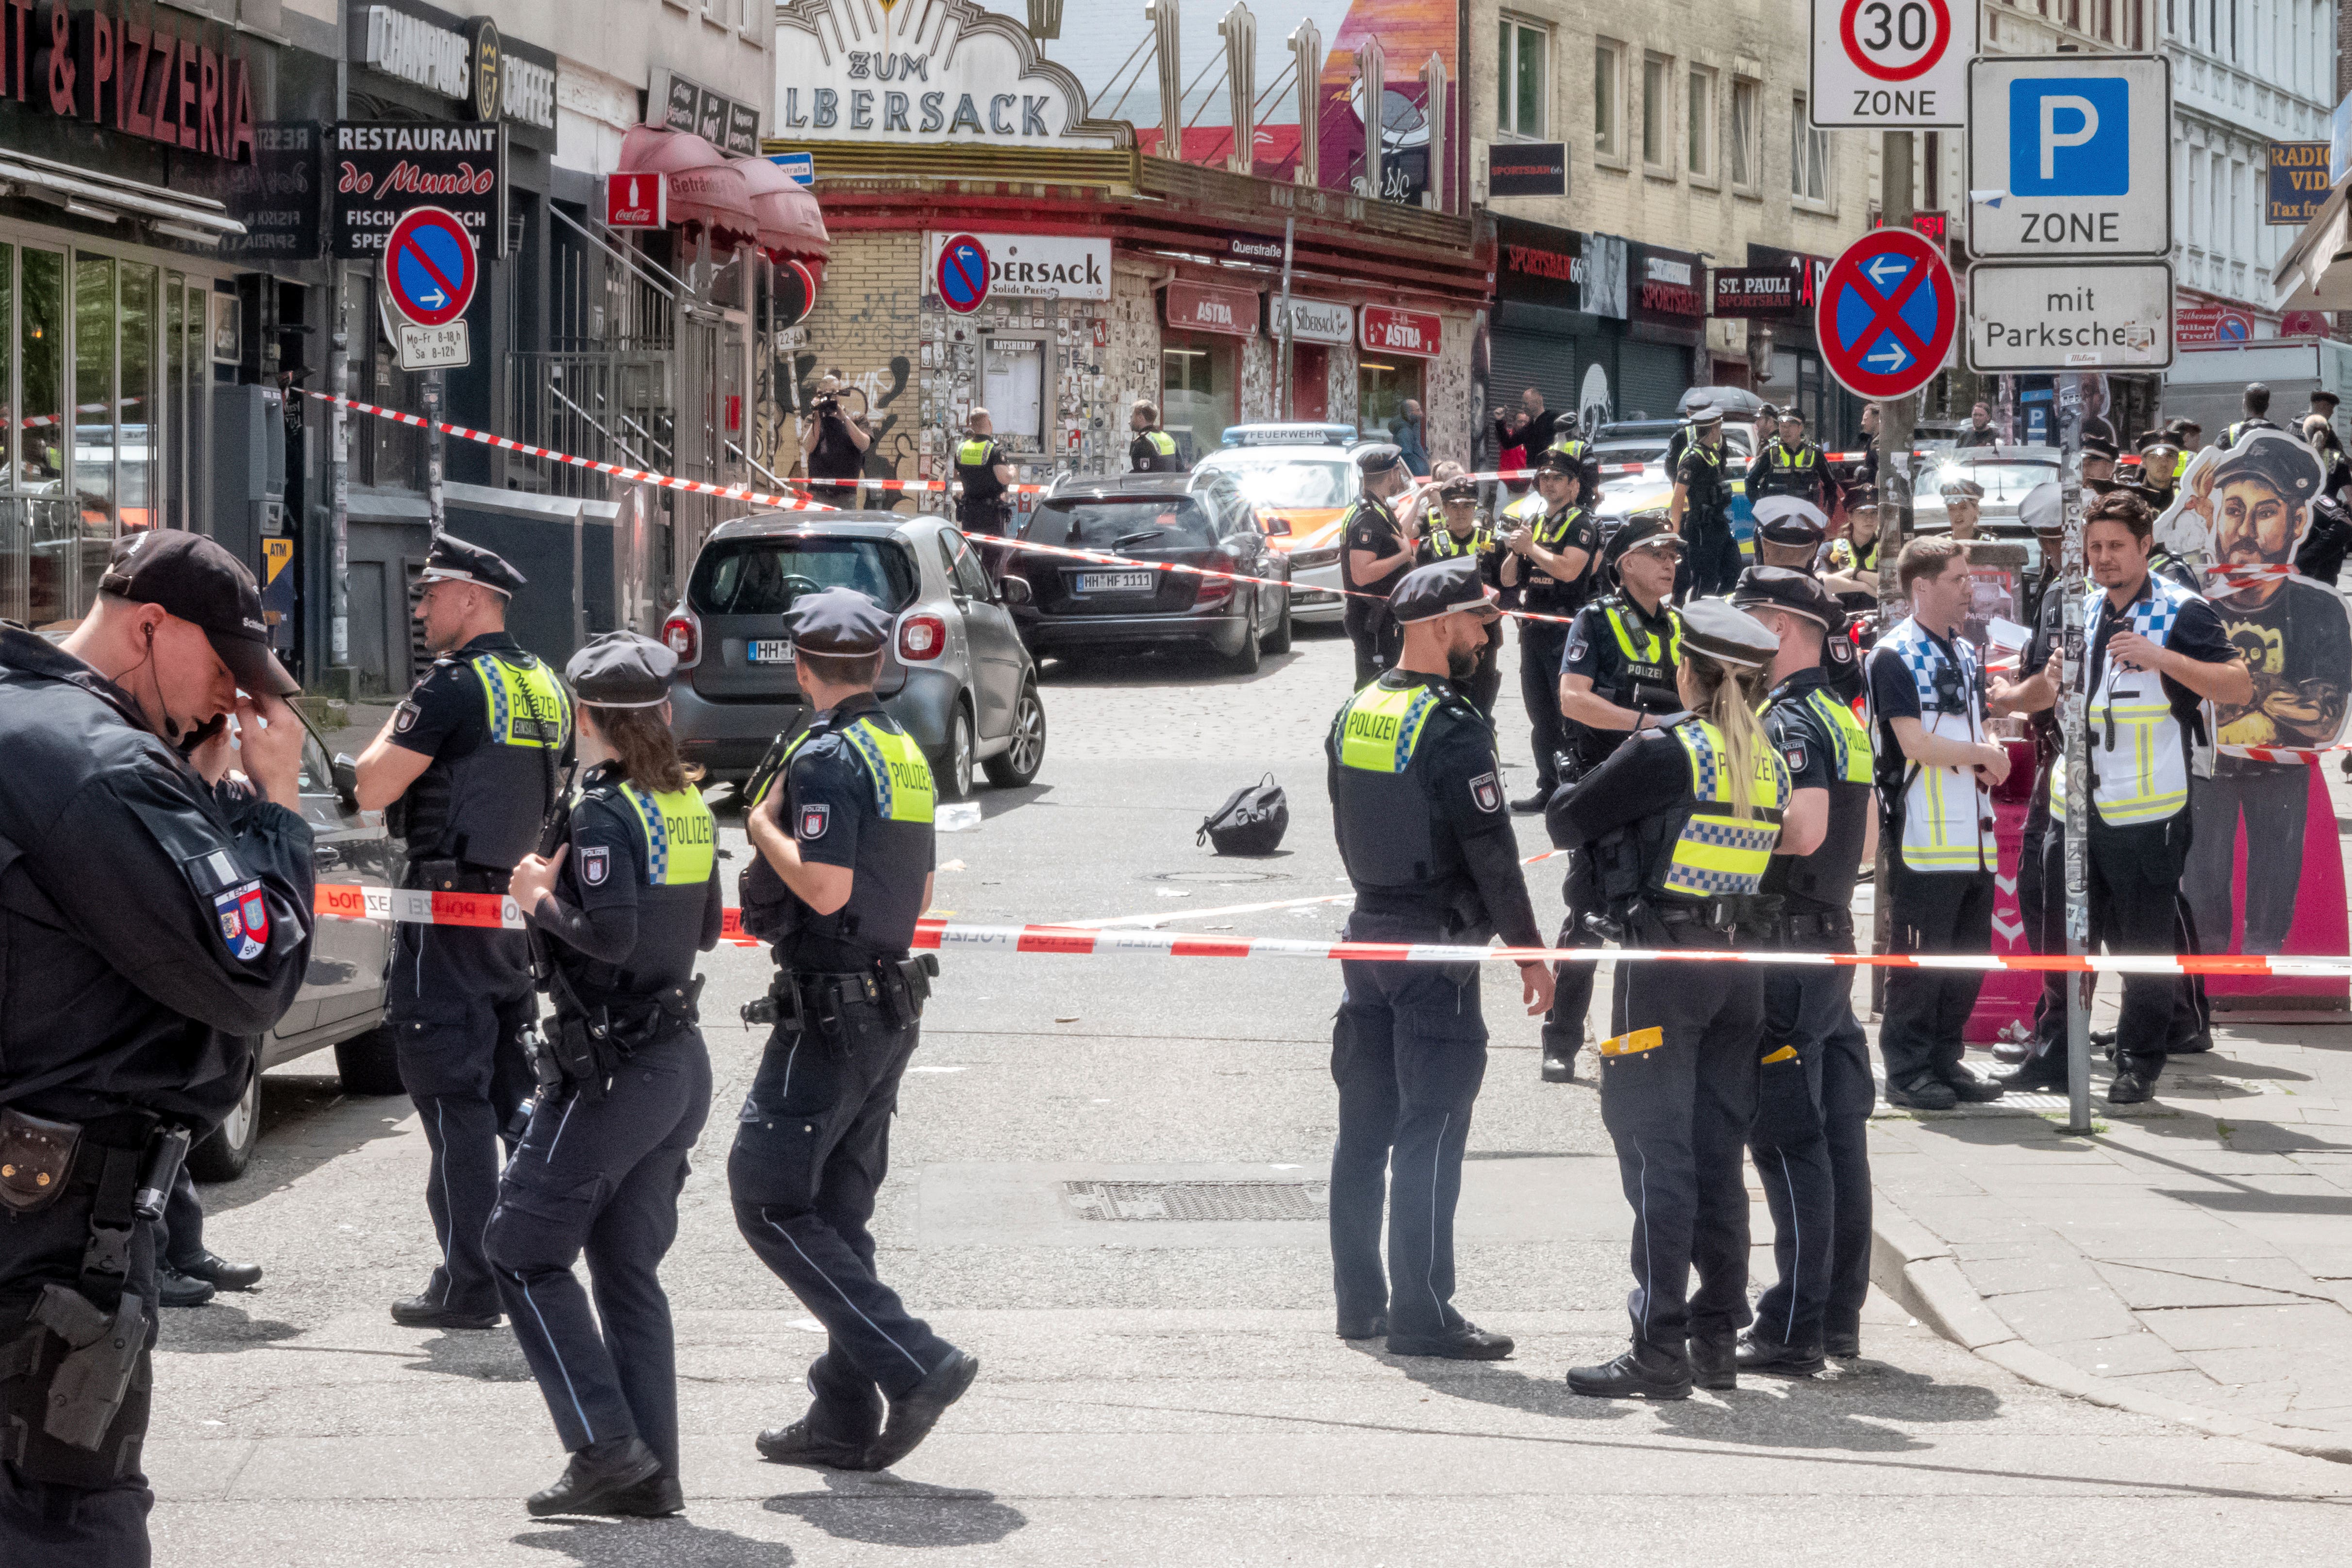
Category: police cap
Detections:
[
  {"x1": 1939, "y1": 477, "x2": 1985, "y2": 501},
  {"x1": 1389, "y1": 556, "x2": 1501, "y2": 625},
  {"x1": 2312, "y1": 389, "x2": 2341, "y2": 409},
  {"x1": 98, "y1": 529, "x2": 300, "y2": 697},
  {"x1": 1437, "y1": 475, "x2": 1480, "y2": 503},
  {"x1": 1732, "y1": 565, "x2": 1845, "y2": 634},
  {"x1": 1535, "y1": 447, "x2": 1586, "y2": 479},
  {"x1": 785, "y1": 586, "x2": 895, "y2": 656},
  {"x1": 419, "y1": 533, "x2": 528, "y2": 598},
  {"x1": 1753, "y1": 494, "x2": 1829, "y2": 546},
  {"x1": 1354, "y1": 444, "x2": 1405, "y2": 479},
  {"x1": 2081, "y1": 433, "x2": 2120, "y2": 460},
  {"x1": 1844, "y1": 484, "x2": 1881, "y2": 512},
  {"x1": 1777, "y1": 406, "x2": 1808, "y2": 426},
  {"x1": 1678, "y1": 597, "x2": 1780, "y2": 669},
  {"x1": 1606, "y1": 516, "x2": 1684, "y2": 567},
  {"x1": 2019, "y1": 480, "x2": 2064, "y2": 533},
  {"x1": 565, "y1": 630, "x2": 678, "y2": 708},
  {"x1": 1686, "y1": 402, "x2": 1723, "y2": 428},
  {"x1": 2210, "y1": 433, "x2": 2323, "y2": 504}
]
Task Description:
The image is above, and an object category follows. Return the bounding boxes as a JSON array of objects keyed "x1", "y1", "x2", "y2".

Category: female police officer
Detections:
[
  {"x1": 490, "y1": 631, "x2": 721, "y2": 1518},
  {"x1": 1548, "y1": 599, "x2": 1788, "y2": 1400}
]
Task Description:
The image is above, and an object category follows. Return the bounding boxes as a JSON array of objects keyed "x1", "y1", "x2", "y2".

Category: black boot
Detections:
[
  {"x1": 603, "y1": 1473, "x2": 685, "y2": 1518},
  {"x1": 525, "y1": 1435, "x2": 664, "y2": 1518},
  {"x1": 866, "y1": 1350, "x2": 982, "y2": 1469},
  {"x1": 1822, "y1": 1326, "x2": 1862, "y2": 1359},
  {"x1": 157, "y1": 1266, "x2": 216, "y2": 1308},
  {"x1": 1736, "y1": 1331, "x2": 1827, "y2": 1376},
  {"x1": 1540, "y1": 1048, "x2": 1577, "y2": 1083},
  {"x1": 1997, "y1": 1055, "x2": 2068, "y2": 1092},
  {"x1": 1335, "y1": 1312, "x2": 1389, "y2": 1340},
  {"x1": 1386, "y1": 1321, "x2": 1514, "y2": 1360},
  {"x1": 756, "y1": 1417, "x2": 875, "y2": 1470},
  {"x1": 1937, "y1": 1064, "x2": 2006, "y2": 1103},
  {"x1": 181, "y1": 1251, "x2": 263, "y2": 1292},
  {"x1": 1689, "y1": 1334, "x2": 1737, "y2": 1391},
  {"x1": 1567, "y1": 1342, "x2": 1692, "y2": 1401},
  {"x1": 390, "y1": 1293, "x2": 500, "y2": 1331}
]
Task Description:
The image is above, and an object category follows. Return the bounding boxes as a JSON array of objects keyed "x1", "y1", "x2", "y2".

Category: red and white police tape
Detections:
[{"x1": 309, "y1": 885, "x2": 2352, "y2": 975}]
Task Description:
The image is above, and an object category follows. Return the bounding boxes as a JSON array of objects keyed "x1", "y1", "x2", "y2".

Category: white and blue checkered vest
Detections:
[
  {"x1": 2052, "y1": 573, "x2": 2207, "y2": 827},
  {"x1": 1872, "y1": 616, "x2": 1994, "y2": 872}
]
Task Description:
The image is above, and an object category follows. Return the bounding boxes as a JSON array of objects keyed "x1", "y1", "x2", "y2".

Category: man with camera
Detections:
[
  {"x1": 803, "y1": 375, "x2": 873, "y2": 497},
  {"x1": 0, "y1": 531, "x2": 316, "y2": 1562}
]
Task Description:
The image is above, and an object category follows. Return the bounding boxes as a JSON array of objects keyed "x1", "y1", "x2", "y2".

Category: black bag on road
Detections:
[{"x1": 1198, "y1": 774, "x2": 1288, "y2": 856}]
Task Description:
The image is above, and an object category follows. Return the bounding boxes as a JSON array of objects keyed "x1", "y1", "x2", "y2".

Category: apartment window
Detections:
[
  {"x1": 1791, "y1": 95, "x2": 1830, "y2": 202},
  {"x1": 1497, "y1": 17, "x2": 1549, "y2": 139},
  {"x1": 1642, "y1": 53, "x2": 1670, "y2": 171},
  {"x1": 1594, "y1": 41, "x2": 1625, "y2": 161},
  {"x1": 1687, "y1": 66, "x2": 1717, "y2": 180},
  {"x1": 1922, "y1": 131, "x2": 1941, "y2": 211},
  {"x1": 1730, "y1": 78, "x2": 1760, "y2": 189}
]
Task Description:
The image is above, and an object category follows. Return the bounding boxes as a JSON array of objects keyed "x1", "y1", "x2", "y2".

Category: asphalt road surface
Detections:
[{"x1": 152, "y1": 624, "x2": 2352, "y2": 1564}]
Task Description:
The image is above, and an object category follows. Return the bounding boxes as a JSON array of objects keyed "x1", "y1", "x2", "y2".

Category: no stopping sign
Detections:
[{"x1": 1810, "y1": 0, "x2": 1972, "y2": 127}]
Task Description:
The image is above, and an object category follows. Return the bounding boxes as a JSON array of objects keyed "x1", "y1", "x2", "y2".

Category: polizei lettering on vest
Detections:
[{"x1": 1346, "y1": 711, "x2": 1401, "y2": 743}]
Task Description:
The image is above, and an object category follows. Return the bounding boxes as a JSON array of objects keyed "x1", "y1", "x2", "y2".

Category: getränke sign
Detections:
[
  {"x1": 775, "y1": 0, "x2": 1119, "y2": 149},
  {"x1": 0, "y1": 0, "x2": 257, "y2": 162}
]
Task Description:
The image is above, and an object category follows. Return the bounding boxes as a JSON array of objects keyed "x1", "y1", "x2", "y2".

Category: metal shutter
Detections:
[
  {"x1": 1489, "y1": 329, "x2": 1579, "y2": 426},
  {"x1": 1616, "y1": 340, "x2": 1691, "y2": 422}
]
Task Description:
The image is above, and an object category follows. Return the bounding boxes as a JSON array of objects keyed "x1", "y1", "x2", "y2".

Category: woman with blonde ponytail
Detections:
[{"x1": 1546, "y1": 599, "x2": 1791, "y2": 1404}]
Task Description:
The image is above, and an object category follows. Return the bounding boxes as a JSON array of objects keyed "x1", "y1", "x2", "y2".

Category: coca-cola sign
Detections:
[
  {"x1": 329, "y1": 121, "x2": 508, "y2": 259},
  {"x1": 1359, "y1": 305, "x2": 1442, "y2": 359},
  {"x1": 1165, "y1": 280, "x2": 1259, "y2": 337}
]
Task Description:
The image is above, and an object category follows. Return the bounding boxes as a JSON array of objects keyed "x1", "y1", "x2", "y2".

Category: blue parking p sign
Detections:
[
  {"x1": 2008, "y1": 78, "x2": 2129, "y2": 197},
  {"x1": 1968, "y1": 54, "x2": 2171, "y2": 260}
]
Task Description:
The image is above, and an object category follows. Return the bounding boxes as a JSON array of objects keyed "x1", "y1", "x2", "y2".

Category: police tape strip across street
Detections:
[{"x1": 309, "y1": 885, "x2": 2352, "y2": 976}]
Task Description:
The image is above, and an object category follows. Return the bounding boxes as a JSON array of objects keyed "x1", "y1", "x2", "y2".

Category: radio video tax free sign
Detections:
[
  {"x1": 1811, "y1": 0, "x2": 1975, "y2": 129},
  {"x1": 1967, "y1": 54, "x2": 2173, "y2": 258}
]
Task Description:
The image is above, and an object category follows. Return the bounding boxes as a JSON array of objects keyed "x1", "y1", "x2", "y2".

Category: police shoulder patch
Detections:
[
  {"x1": 1469, "y1": 771, "x2": 1502, "y2": 814},
  {"x1": 1785, "y1": 744, "x2": 1808, "y2": 775},
  {"x1": 1828, "y1": 637, "x2": 1854, "y2": 665},
  {"x1": 799, "y1": 802, "x2": 831, "y2": 840},
  {"x1": 580, "y1": 845, "x2": 610, "y2": 886},
  {"x1": 1564, "y1": 633, "x2": 1588, "y2": 665},
  {"x1": 212, "y1": 879, "x2": 269, "y2": 962}
]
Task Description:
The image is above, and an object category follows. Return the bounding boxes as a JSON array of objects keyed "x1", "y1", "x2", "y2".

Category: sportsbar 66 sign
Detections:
[{"x1": 0, "y1": 0, "x2": 258, "y2": 162}]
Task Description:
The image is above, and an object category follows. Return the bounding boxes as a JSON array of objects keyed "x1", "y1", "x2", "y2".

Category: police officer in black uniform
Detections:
[
  {"x1": 1751, "y1": 496, "x2": 1867, "y2": 704},
  {"x1": 1416, "y1": 473, "x2": 1506, "y2": 715},
  {"x1": 1551, "y1": 599, "x2": 1789, "y2": 1399},
  {"x1": 0, "y1": 531, "x2": 315, "y2": 1563},
  {"x1": 1498, "y1": 449, "x2": 1601, "y2": 808},
  {"x1": 951, "y1": 409, "x2": 1017, "y2": 542},
  {"x1": 484, "y1": 633, "x2": 721, "y2": 1519},
  {"x1": 1748, "y1": 406, "x2": 1837, "y2": 513},
  {"x1": 353, "y1": 535, "x2": 575, "y2": 1331},
  {"x1": 1669, "y1": 406, "x2": 1742, "y2": 600},
  {"x1": 733, "y1": 589, "x2": 977, "y2": 1473},
  {"x1": 1129, "y1": 400, "x2": 1186, "y2": 472},
  {"x1": 1733, "y1": 568, "x2": 1878, "y2": 1370},
  {"x1": 2215, "y1": 383, "x2": 2281, "y2": 450},
  {"x1": 1539, "y1": 519, "x2": 1686, "y2": 1082},
  {"x1": 1326, "y1": 559, "x2": 1556, "y2": 1358},
  {"x1": 1339, "y1": 444, "x2": 1420, "y2": 688}
]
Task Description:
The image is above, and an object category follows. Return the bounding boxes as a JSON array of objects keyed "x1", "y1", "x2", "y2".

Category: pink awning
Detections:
[
  {"x1": 614, "y1": 125, "x2": 758, "y2": 251},
  {"x1": 731, "y1": 152, "x2": 830, "y2": 268}
]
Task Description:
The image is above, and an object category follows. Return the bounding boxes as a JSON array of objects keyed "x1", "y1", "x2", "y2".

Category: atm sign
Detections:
[{"x1": 1359, "y1": 305, "x2": 1441, "y2": 359}]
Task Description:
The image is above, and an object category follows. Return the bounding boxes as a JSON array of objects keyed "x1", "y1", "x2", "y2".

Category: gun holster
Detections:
[{"x1": 883, "y1": 953, "x2": 941, "y2": 1030}]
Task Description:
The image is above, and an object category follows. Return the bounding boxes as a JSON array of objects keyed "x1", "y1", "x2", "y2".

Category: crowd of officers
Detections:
[
  {"x1": 1318, "y1": 386, "x2": 2264, "y2": 1401},
  {"x1": 0, "y1": 532, "x2": 974, "y2": 1561}
]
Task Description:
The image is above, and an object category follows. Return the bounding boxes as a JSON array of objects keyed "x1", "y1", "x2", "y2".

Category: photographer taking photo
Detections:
[{"x1": 801, "y1": 374, "x2": 872, "y2": 496}]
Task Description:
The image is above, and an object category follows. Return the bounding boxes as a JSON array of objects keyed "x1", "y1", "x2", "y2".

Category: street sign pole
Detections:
[
  {"x1": 1871, "y1": 129, "x2": 1918, "y2": 1016},
  {"x1": 1277, "y1": 217, "x2": 1295, "y2": 421},
  {"x1": 424, "y1": 369, "x2": 445, "y2": 538},
  {"x1": 2062, "y1": 398, "x2": 2092, "y2": 1134}
]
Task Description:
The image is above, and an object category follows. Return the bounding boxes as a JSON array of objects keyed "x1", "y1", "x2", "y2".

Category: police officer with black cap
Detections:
[
  {"x1": 1497, "y1": 448, "x2": 1601, "y2": 808},
  {"x1": 1539, "y1": 518, "x2": 1686, "y2": 1082},
  {"x1": 1670, "y1": 405, "x2": 1742, "y2": 600},
  {"x1": 1751, "y1": 497, "x2": 1866, "y2": 703},
  {"x1": 1326, "y1": 558, "x2": 1556, "y2": 1359},
  {"x1": 1416, "y1": 473, "x2": 1506, "y2": 715},
  {"x1": 0, "y1": 529, "x2": 315, "y2": 1562},
  {"x1": 952, "y1": 409, "x2": 1018, "y2": 542},
  {"x1": 483, "y1": 632, "x2": 721, "y2": 1519},
  {"x1": 1552, "y1": 599, "x2": 1789, "y2": 1399},
  {"x1": 1749, "y1": 406, "x2": 1837, "y2": 512},
  {"x1": 353, "y1": 534, "x2": 575, "y2": 1331},
  {"x1": 1340, "y1": 443, "x2": 1420, "y2": 687},
  {"x1": 733, "y1": 588, "x2": 977, "y2": 1473},
  {"x1": 1733, "y1": 567, "x2": 1878, "y2": 1370}
]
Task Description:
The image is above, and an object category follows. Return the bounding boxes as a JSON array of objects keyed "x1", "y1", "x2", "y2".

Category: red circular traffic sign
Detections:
[
  {"x1": 935, "y1": 233, "x2": 990, "y2": 316},
  {"x1": 1839, "y1": 0, "x2": 1953, "y2": 84},
  {"x1": 384, "y1": 207, "x2": 478, "y2": 328},
  {"x1": 1815, "y1": 228, "x2": 1956, "y2": 401}
]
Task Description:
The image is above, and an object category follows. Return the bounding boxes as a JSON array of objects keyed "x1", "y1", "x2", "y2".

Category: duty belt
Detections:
[
  {"x1": 743, "y1": 954, "x2": 940, "y2": 1041},
  {"x1": 1776, "y1": 907, "x2": 1855, "y2": 944},
  {"x1": 404, "y1": 859, "x2": 512, "y2": 895}
]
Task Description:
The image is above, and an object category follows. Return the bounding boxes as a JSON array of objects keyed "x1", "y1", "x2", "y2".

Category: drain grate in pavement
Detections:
[{"x1": 1062, "y1": 1179, "x2": 1329, "y2": 1221}]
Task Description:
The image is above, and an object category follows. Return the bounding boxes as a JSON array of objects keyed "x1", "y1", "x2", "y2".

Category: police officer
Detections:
[
  {"x1": 1498, "y1": 449, "x2": 1601, "y2": 808},
  {"x1": 1669, "y1": 406, "x2": 1741, "y2": 600},
  {"x1": 483, "y1": 633, "x2": 721, "y2": 1519},
  {"x1": 1416, "y1": 472, "x2": 1506, "y2": 716},
  {"x1": 2079, "y1": 434, "x2": 2121, "y2": 491},
  {"x1": 1750, "y1": 498, "x2": 1867, "y2": 705},
  {"x1": 2215, "y1": 383, "x2": 2281, "y2": 450},
  {"x1": 952, "y1": 409, "x2": 1017, "y2": 541},
  {"x1": 733, "y1": 589, "x2": 976, "y2": 1473},
  {"x1": 2135, "y1": 431, "x2": 2183, "y2": 511},
  {"x1": 1732, "y1": 568, "x2": 1878, "y2": 1370},
  {"x1": 1326, "y1": 559, "x2": 1556, "y2": 1357},
  {"x1": 1547, "y1": 423, "x2": 1603, "y2": 494},
  {"x1": 1824, "y1": 487, "x2": 1883, "y2": 593},
  {"x1": 1540, "y1": 519, "x2": 1685, "y2": 1082},
  {"x1": 353, "y1": 535, "x2": 574, "y2": 1330},
  {"x1": 1866, "y1": 537, "x2": 2009, "y2": 1110},
  {"x1": 1340, "y1": 444, "x2": 1420, "y2": 687},
  {"x1": 1941, "y1": 476, "x2": 1986, "y2": 541},
  {"x1": 1993, "y1": 491, "x2": 2248, "y2": 1104},
  {"x1": 1129, "y1": 400, "x2": 1185, "y2": 472},
  {"x1": 0, "y1": 530, "x2": 315, "y2": 1561},
  {"x1": 1748, "y1": 406, "x2": 1836, "y2": 512},
  {"x1": 1551, "y1": 600, "x2": 1789, "y2": 1399}
]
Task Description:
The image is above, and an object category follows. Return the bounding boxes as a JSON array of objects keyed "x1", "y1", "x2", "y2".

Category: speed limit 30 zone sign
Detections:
[{"x1": 1811, "y1": 0, "x2": 1975, "y2": 128}]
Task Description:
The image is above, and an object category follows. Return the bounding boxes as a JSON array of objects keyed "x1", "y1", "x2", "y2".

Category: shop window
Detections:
[
  {"x1": 74, "y1": 255, "x2": 117, "y2": 555},
  {"x1": 120, "y1": 265, "x2": 155, "y2": 534},
  {"x1": 1594, "y1": 41, "x2": 1625, "y2": 163},
  {"x1": 1161, "y1": 341, "x2": 1232, "y2": 467},
  {"x1": 1497, "y1": 16, "x2": 1548, "y2": 140},
  {"x1": 1687, "y1": 65, "x2": 1717, "y2": 182},
  {"x1": 0, "y1": 245, "x2": 12, "y2": 491},
  {"x1": 1642, "y1": 54, "x2": 1671, "y2": 173},
  {"x1": 1358, "y1": 358, "x2": 1421, "y2": 440},
  {"x1": 982, "y1": 336, "x2": 1047, "y2": 450},
  {"x1": 1730, "y1": 78, "x2": 1760, "y2": 191},
  {"x1": 21, "y1": 248, "x2": 65, "y2": 491},
  {"x1": 1791, "y1": 95, "x2": 1831, "y2": 203}
]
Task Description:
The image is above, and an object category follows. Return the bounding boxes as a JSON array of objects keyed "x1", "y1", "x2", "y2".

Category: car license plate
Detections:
[
  {"x1": 748, "y1": 639, "x2": 795, "y2": 664},
  {"x1": 1074, "y1": 571, "x2": 1154, "y2": 593}
]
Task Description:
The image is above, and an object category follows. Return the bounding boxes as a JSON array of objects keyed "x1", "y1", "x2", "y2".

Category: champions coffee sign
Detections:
[
  {"x1": 0, "y1": 0, "x2": 257, "y2": 162},
  {"x1": 331, "y1": 121, "x2": 507, "y2": 259}
]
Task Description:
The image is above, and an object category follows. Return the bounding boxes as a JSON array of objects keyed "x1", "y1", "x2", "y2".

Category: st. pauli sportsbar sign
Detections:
[{"x1": 0, "y1": 0, "x2": 257, "y2": 162}]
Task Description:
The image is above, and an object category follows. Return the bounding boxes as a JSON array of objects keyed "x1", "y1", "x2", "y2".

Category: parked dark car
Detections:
[
  {"x1": 1008, "y1": 473, "x2": 1292, "y2": 673},
  {"x1": 664, "y1": 512, "x2": 1047, "y2": 797}
]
